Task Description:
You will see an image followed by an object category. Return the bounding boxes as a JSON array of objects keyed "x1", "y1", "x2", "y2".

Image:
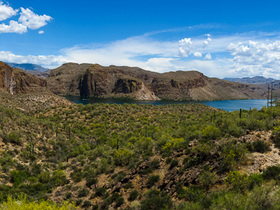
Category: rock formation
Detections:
[{"x1": 47, "y1": 63, "x2": 268, "y2": 101}]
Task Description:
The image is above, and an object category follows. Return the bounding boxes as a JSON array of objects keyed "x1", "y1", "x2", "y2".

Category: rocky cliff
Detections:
[
  {"x1": 46, "y1": 63, "x2": 268, "y2": 101},
  {"x1": 0, "y1": 61, "x2": 47, "y2": 94}
]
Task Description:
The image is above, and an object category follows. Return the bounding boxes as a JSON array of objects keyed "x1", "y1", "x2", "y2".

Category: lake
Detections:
[{"x1": 65, "y1": 96, "x2": 270, "y2": 112}]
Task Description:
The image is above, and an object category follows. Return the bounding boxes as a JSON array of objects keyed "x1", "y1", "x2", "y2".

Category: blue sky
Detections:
[{"x1": 1, "y1": 0, "x2": 280, "y2": 78}]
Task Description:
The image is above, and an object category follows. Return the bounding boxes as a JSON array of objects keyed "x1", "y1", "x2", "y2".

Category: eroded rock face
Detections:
[
  {"x1": 48, "y1": 63, "x2": 268, "y2": 101},
  {"x1": 0, "y1": 62, "x2": 47, "y2": 94}
]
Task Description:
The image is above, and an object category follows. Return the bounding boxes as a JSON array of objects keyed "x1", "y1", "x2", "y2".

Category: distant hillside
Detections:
[
  {"x1": 47, "y1": 63, "x2": 268, "y2": 101},
  {"x1": 224, "y1": 76, "x2": 277, "y2": 84},
  {"x1": 7, "y1": 62, "x2": 48, "y2": 72}
]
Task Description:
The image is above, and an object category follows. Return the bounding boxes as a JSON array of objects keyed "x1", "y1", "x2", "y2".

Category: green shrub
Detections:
[
  {"x1": 169, "y1": 159, "x2": 179, "y2": 170},
  {"x1": 85, "y1": 176, "x2": 97, "y2": 188},
  {"x1": 82, "y1": 200, "x2": 92, "y2": 208},
  {"x1": 140, "y1": 190, "x2": 173, "y2": 210},
  {"x1": 129, "y1": 190, "x2": 139, "y2": 201},
  {"x1": 198, "y1": 170, "x2": 217, "y2": 189},
  {"x1": 225, "y1": 171, "x2": 249, "y2": 192},
  {"x1": 250, "y1": 140, "x2": 271, "y2": 153},
  {"x1": 3, "y1": 132, "x2": 22, "y2": 145},
  {"x1": 10, "y1": 170, "x2": 28, "y2": 187},
  {"x1": 263, "y1": 165, "x2": 280, "y2": 180},
  {"x1": 95, "y1": 187, "x2": 107, "y2": 197},
  {"x1": 78, "y1": 188, "x2": 89, "y2": 197},
  {"x1": 147, "y1": 175, "x2": 160, "y2": 188},
  {"x1": 201, "y1": 125, "x2": 221, "y2": 140},
  {"x1": 70, "y1": 170, "x2": 83, "y2": 182}
]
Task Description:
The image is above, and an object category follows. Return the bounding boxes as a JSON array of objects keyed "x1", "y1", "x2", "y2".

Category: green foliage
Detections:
[
  {"x1": 0, "y1": 196, "x2": 75, "y2": 210},
  {"x1": 147, "y1": 175, "x2": 160, "y2": 188},
  {"x1": 3, "y1": 131, "x2": 22, "y2": 145},
  {"x1": 140, "y1": 190, "x2": 173, "y2": 210},
  {"x1": 263, "y1": 165, "x2": 280, "y2": 180},
  {"x1": 219, "y1": 140, "x2": 248, "y2": 172},
  {"x1": 77, "y1": 188, "x2": 89, "y2": 197},
  {"x1": 247, "y1": 140, "x2": 271, "y2": 153},
  {"x1": 201, "y1": 125, "x2": 221, "y2": 141},
  {"x1": 10, "y1": 170, "x2": 28, "y2": 187},
  {"x1": 129, "y1": 190, "x2": 139, "y2": 201},
  {"x1": 198, "y1": 170, "x2": 217, "y2": 189}
]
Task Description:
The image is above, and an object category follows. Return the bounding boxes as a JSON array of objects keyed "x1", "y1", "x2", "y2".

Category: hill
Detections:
[
  {"x1": 1, "y1": 61, "x2": 280, "y2": 209},
  {"x1": 7, "y1": 62, "x2": 48, "y2": 72},
  {"x1": 47, "y1": 63, "x2": 268, "y2": 101},
  {"x1": 0, "y1": 61, "x2": 71, "y2": 112},
  {"x1": 224, "y1": 76, "x2": 277, "y2": 84}
]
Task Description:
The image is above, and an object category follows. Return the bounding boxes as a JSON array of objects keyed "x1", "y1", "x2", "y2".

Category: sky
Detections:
[{"x1": 1, "y1": 0, "x2": 280, "y2": 78}]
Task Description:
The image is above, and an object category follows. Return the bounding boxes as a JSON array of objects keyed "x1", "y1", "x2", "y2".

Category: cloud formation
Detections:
[
  {"x1": 19, "y1": 8, "x2": 52, "y2": 30},
  {"x1": 227, "y1": 40, "x2": 280, "y2": 78},
  {"x1": 0, "y1": 51, "x2": 69, "y2": 69},
  {"x1": 0, "y1": 2, "x2": 17, "y2": 21},
  {"x1": 2, "y1": 28, "x2": 280, "y2": 79},
  {"x1": 0, "y1": 20, "x2": 27, "y2": 33},
  {"x1": 0, "y1": 2, "x2": 52, "y2": 34}
]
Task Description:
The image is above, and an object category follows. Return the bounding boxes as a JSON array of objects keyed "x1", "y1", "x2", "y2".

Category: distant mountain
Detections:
[
  {"x1": 7, "y1": 63, "x2": 48, "y2": 72},
  {"x1": 46, "y1": 63, "x2": 268, "y2": 101},
  {"x1": 224, "y1": 76, "x2": 277, "y2": 84}
]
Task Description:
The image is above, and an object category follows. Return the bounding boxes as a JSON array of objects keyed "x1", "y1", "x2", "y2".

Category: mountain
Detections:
[
  {"x1": 0, "y1": 61, "x2": 71, "y2": 111},
  {"x1": 47, "y1": 63, "x2": 268, "y2": 101},
  {"x1": 0, "y1": 61, "x2": 47, "y2": 94},
  {"x1": 7, "y1": 62, "x2": 49, "y2": 72},
  {"x1": 224, "y1": 76, "x2": 277, "y2": 84}
]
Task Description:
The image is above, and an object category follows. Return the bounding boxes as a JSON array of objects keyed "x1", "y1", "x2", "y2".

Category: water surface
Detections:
[{"x1": 65, "y1": 96, "x2": 269, "y2": 112}]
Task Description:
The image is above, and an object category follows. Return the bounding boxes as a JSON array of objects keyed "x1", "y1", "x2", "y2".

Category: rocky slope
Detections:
[
  {"x1": 0, "y1": 62, "x2": 71, "y2": 111},
  {"x1": 47, "y1": 63, "x2": 268, "y2": 101},
  {"x1": 0, "y1": 61, "x2": 48, "y2": 94}
]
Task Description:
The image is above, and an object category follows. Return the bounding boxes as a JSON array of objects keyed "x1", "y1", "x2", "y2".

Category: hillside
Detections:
[
  {"x1": 0, "y1": 61, "x2": 71, "y2": 112},
  {"x1": 1, "y1": 97, "x2": 280, "y2": 209},
  {"x1": 47, "y1": 63, "x2": 268, "y2": 101},
  {"x1": 2, "y1": 61, "x2": 280, "y2": 209},
  {"x1": 7, "y1": 63, "x2": 49, "y2": 72}
]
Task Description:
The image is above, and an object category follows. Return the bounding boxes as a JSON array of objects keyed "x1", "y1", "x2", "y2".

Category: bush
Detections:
[
  {"x1": 78, "y1": 188, "x2": 89, "y2": 197},
  {"x1": 82, "y1": 200, "x2": 92, "y2": 208},
  {"x1": 247, "y1": 140, "x2": 271, "y2": 153},
  {"x1": 201, "y1": 125, "x2": 221, "y2": 141},
  {"x1": 263, "y1": 165, "x2": 280, "y2": 180},
  {"x1": 3, "y1": 132, "x2": 22, "y2": 145},
  {"x1": 198, "y1": 170, "x2": 217, "y2": 189},
  {"x1": 147, "y1": 175, "x2": 160, "y2": 188},
  {"x1": 10, "y1": 170, "x2": 28, "y2": 187},
  {"x1": 169, "y1": 159, "x2": 179, "y2": 170},
  {"x1": 129, "y1": 190, "x2": 139, "y2": 201},
  {"x1": 86, "y1": 176, "x2": 97, "y2": 188},
  {"x1": 140, "y1": 190, "x2": 173, "y2": 210}
]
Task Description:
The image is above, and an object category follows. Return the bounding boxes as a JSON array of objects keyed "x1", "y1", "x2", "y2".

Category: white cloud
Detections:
[
  {"x1": 18, "y1": 8, "x2": 52, "y2": 30},
  {"x1": 0, "y1": 2, "x2": 17, "y2": 21},
  {"x1": 0, "y1": 3, "x2": 52, "y2": 34},
  {"x1": 193, "y1": 52, "x2": 202, "y2": 57},
  {"x1": 38, "y1": 30, "x2": 44, "y2": 34},
  {"x1": 178, "y1": 38, "x2": 193, "y2": 57},
  {"x1": 226, "y1": 40, "x2": 280, "y2": 78},
  {"x1": 204, "y1": 53, "x2": 212, "y2": 60},
  {"x1": 0, "y1": 51, "x2": 70, "y2": 69},
  {"x1": 0, "y1": 20, "x2": 27, "y2": 34}
]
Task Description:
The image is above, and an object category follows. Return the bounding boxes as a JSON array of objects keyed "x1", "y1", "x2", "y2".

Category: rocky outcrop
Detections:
[
  {"x1": 47, "y1": 63, "x2": 268, "y2": 101},
  {"x1": 0, "y1": 62, "x2": 47, "y2": 94}
]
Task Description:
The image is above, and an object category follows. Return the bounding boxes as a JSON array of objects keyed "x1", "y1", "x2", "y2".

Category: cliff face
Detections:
[
  {"x1": 78, "y1": 65, "x2": 159, "y2": 100},
  {"x1": 47, "y1": 63, "x2": 268, "y2": 101},
  {"x1": 0, "y1": 62, "x2": 47, "y2": 94}
]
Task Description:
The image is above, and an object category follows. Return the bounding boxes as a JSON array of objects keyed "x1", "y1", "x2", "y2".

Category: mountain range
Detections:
[{"x1": 0, "y1": 61, "x2": 275, "y2": 101}]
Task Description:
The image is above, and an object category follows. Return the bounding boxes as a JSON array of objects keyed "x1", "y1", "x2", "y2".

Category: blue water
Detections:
[{"x1": 65, "y1": 96, "x2": 270, "y2": 112}]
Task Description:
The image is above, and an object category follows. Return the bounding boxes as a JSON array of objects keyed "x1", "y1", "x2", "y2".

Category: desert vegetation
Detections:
[{"x1": 1, "y1": 98, "x2": 280, "y2": 209}]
